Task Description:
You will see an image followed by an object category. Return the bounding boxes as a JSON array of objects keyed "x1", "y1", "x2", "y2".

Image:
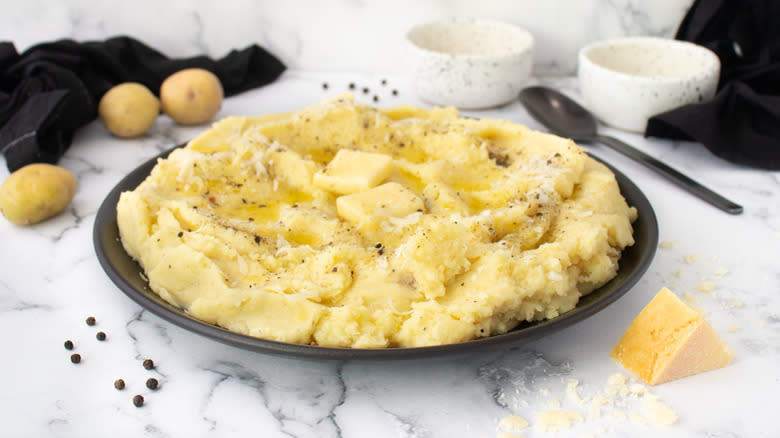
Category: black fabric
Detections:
[
  {"x1": 645, "y1": 0, "x2": 780, "y2": 169},
  {"x1": 0, "y1": 36, "x2": 286, "y2": 171}
]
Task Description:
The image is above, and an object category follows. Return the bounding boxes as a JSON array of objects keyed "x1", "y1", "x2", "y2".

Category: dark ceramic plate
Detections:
[{"x1": 94, "y1": 146, "x2": 658, "y2": 361}]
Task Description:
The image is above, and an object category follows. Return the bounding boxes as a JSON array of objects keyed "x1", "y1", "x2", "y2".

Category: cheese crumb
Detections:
[
  {"x1": 545, "y1": 398, "x2": 561, "y2": 409},
  {"x1": 607, "y1": 374, "x2": 627, "y2": 386},
  {"x1": 566, "y1": 379, "x2": 585, "y2": 405},
  {"x1": 642, "y1": 394, "x2": 678, "y2": 425},
  {"x1": 629, "y1": 411, "x2": 647, "y2": 425},
  {"x1": 697, "y1": 282, "x2": 715, "y2": 293},
  {"x1": 535, "y1": 410, "x2": 584, "y2": 432},
  {"x1": 609, "y1": 410, "x2": 627, "y2": 421},
  {"x1": 684, "y1": 254, "x2": 698, "y2": 264},
  {"x1": 629, "y1": 383, "x2": 647, "y2": 396},
  {"x1": 728, "y1": 324, "x2": 741, "y2": 333},
  {"x1": 659, "y1": 240, "x2": 677, "y2": 249},
  {"x1": 588, "y1": 395, "x2": 612, "y2": 419},
  {"x1": 714, "y1": 267, "x2": 728, "y2": 277},
  {"x1": 499, "y1": 415, "x2": 529, "y2": 431},
  {"x1": 729, "y1": 300, "x2": 744, "y2": 308}
]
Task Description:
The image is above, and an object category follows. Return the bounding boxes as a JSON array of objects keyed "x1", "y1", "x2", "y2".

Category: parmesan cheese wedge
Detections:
[{"x1": 610, "y1": 287, "x2": 734, "y2": 385}]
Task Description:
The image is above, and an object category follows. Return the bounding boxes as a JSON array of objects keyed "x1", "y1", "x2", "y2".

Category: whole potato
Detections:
[
  {"x1": 160, "y1": 68, "x2": 224, "y2": 125},
  {"x1": 98, "y1": 82, "x2": 160, "y2": 138},
  {"x1": 0, "y1": 163, "x2": 77, "y2": 225}
]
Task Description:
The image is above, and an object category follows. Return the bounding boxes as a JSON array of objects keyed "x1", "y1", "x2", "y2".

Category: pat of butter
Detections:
[
  {"x1": 610, "y1": 287, "x2": 734, "y2": 386},
  {"x1": 313, "y1": 149, "x2": 393, "y2": 195},
  {"x1": 336, "y1": 182, "x2": 423, "y2": 225}
]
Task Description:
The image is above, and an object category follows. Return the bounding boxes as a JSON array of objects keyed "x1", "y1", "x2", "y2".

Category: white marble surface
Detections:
[
  {"x1": 1, "y1": 0, "x2": 694, "y2": 75},
  {"x1": 1, "y1": 71, "x2": 779, "y2": 437}
]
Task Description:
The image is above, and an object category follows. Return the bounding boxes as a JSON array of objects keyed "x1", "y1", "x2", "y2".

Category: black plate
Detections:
[{"x1": 94, "y1": 146, "x2": 658, "y2": 361}]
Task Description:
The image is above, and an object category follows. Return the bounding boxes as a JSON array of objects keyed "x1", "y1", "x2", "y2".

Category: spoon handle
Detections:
[{"x1": 595, "y1": 135, "x2": 743, "y2": 215}]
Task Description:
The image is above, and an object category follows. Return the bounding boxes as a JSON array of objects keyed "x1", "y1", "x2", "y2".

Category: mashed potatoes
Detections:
[{"x1": 117, "y1": 93, "x2": 636, "y2": 348}]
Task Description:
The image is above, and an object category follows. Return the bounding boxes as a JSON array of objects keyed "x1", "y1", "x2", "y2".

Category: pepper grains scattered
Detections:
[
  {"x1": 323, "y1": 79, "x2": 399, "y2": 100},
  {"x1": 66, "y1": 316, "x2": 162, "y2": 408},
  {"x1": 146, "y1": 378, "x2": 159, "y2": 390}
]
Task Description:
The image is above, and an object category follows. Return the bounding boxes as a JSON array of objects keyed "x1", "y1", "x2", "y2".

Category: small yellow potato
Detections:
[
  {"x1": 0, "y1": 163, "x2": 77, "y2": 225},
  {"x1": 98, "y1": 82, "x2": 160, "y2": 138},
  {"x1": 160, "y1": 68, "x2": 224, "y2": 125}
]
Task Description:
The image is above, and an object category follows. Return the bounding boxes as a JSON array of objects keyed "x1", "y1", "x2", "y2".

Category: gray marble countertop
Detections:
[{"x1": 1, "y1": 72, "x2": 777, "y2": 438}]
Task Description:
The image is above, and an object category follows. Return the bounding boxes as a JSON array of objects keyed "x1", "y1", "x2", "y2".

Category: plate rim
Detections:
[{"x1": 93, "y1": 145, "x2": 658, "y2": 361}]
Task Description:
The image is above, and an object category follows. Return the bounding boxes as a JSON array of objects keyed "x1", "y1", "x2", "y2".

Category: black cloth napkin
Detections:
[
  {"x1": 0, "y1": 36, "x2": 286, "y2": 172},
  {"x1": 645, "y1": 0, "x2": 780, "y2": 170}
]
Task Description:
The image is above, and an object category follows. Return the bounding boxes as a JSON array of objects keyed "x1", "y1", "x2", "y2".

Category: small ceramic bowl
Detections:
[
  {"x1": 405, "y1": 18, "x2": 535, "y2": 109},
  {"x1": 578, "y1": 36, "x2": 720, "y2": 132}
]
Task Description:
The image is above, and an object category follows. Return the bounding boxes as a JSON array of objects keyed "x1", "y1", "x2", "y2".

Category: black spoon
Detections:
[{"x1": 518, "y1": 86, "x2": 743, "y2": 215}]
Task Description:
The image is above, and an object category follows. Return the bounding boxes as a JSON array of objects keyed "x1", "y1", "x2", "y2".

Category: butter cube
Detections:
[
  {"x1": 610, "y1": 287, "x2": 734, "y2": 385},
  {"x1": 313, "y1": 149, "x2": 393, "y2": 195},
  {"x1": 337, "y1": 182, "x2": 423, "y2": 225}
]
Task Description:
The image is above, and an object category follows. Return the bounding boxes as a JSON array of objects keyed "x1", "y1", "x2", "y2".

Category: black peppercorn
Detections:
[
  {"x1": 143, "y1": 359, "x2": 155, "y2": 370},
  {"x1": 348, "y1": 82, "x2": 356, "y2": 90},
  {"x1": 70, "y1": 353, "x2": 81, "y2": 364},
  {"x1": 146, "y1": 378, "x2": 159, "y2": 390},
  {"x1": 362, "y1": 87, "x2": 369, "y2": 94},
  {"x1": 85, "y1": 316, "x2": 96, "y2": 326},
  {"x1": 381, "y1": 79, "x2": 387, "y2": 86},
  {"x1": 132, "y1": 394, "x2": 144, "y2": 407},
  {"x1": 114, "y1": 379, "x2": 126, "y2": 390},
  {"x1": 373, "y1": 95, "x2": 379, "y2": 102},
  {"x1": 392, "y1": 89, "x2": 399, "y2": 96},
  {"x1": 96, "y1": 331, "x2": 107, "y2": 341},
  {"x1": 177, "y1": 231, "x2": 183, "y2": 238},
  {"x1": 64, "y1": 340, "x2": 74, "y2": 350},
  {"x1": 322, "y1": 82, "x2": 329, "y2": 90}
]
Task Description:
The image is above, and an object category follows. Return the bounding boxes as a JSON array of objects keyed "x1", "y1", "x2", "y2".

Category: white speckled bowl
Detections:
[
  {"x1": 578, "y1": 36, "x2": 721, "y2": 132},
  {"x1": 405, "y1": 18, "x2": 534, "y2": 109}
]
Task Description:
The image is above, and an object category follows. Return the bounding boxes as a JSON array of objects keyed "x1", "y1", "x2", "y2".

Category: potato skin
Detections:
[
  {"x1": 98, "y1": 82, "x2": 160, "y2": 138},
  {"x1": 0, "y1": 163, "x2": 77, "y2": 225},
  {"x1": 160, "y1": 68, "x2": 223, "y2": 125}
]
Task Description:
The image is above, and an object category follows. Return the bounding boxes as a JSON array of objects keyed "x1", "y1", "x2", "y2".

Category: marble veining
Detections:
[{"x1": 1, "y1": 0, "x2": 693, "y2": 75}]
